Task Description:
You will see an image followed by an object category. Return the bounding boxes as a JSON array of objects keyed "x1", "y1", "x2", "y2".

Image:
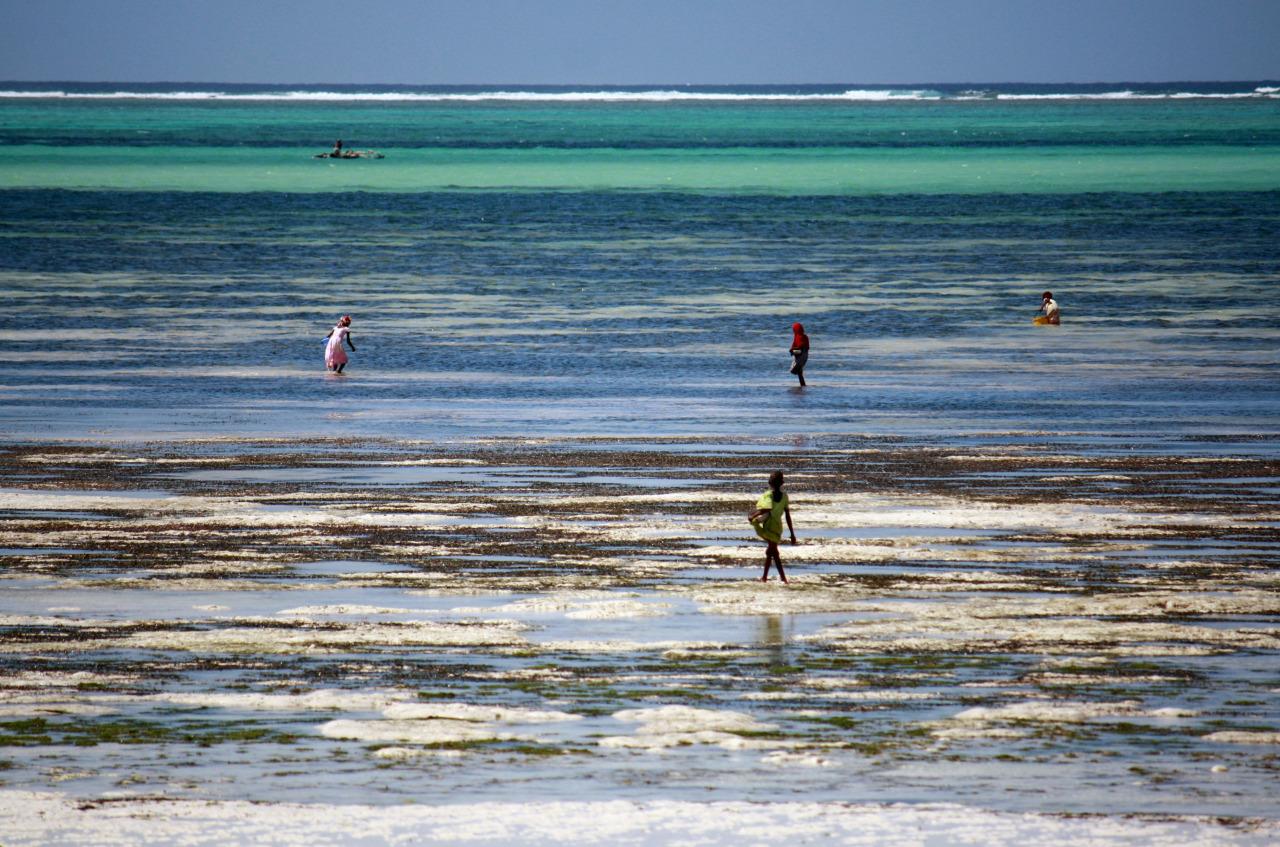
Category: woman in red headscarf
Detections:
[
  {"x1": 324, "y1": 315, "x2": 356, "y2": 373},
  {"x1": 789, "y1": 322, "x2": 809, "y2": 387}
]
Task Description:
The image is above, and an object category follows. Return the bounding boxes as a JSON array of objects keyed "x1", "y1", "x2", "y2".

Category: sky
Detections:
[{"x1": 0, "y1": 0, "x2": 1277, "y2": 85}]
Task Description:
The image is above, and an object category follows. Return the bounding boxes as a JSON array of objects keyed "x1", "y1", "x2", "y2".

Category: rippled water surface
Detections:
[
  {"x1": 3, "y1": 90, "x2": 1278, "y2": 444},
  {"x1": 2, "y1": 187, "x2": 1277, "y2": 443}
]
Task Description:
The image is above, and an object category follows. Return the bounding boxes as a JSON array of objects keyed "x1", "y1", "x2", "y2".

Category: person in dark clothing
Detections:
[{"x1": 789, "y1": 322, "x2": 810, "y2": 387}]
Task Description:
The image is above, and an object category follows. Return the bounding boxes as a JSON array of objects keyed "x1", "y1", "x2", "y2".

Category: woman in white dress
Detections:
[{"x1": 324, "y1": 315, "x2": 355, "y2": 373}]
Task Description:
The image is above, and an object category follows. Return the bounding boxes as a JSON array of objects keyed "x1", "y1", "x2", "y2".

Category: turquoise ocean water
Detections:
[{"x1": 1, "y1": 81, "x2": 1278, "y2": 446}]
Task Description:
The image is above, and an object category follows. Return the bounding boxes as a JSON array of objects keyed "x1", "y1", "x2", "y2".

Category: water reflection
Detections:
[{"x1": 757, "y1": 614, "x2": 794, "y2": 673}]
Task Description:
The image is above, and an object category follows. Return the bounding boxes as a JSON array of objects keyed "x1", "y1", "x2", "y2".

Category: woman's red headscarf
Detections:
[{"x1": 791, "y1": 322, "x2": 808, "y2": 349}]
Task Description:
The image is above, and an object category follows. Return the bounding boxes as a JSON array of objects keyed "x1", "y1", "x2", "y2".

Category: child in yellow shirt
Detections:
[{"x1": 748, "y1": 471, "x2": 797, "y2": 583}]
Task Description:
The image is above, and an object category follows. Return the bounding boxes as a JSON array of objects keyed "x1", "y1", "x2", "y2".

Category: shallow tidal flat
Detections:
[{"x1": 1, "y1": 435, "x2": 1278, "y2": 831}]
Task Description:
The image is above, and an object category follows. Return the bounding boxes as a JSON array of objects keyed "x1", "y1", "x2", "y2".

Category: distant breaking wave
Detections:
[
  {"x1": 0, "y1": 85, "x2": 1278, "y2": 102},
  {"x1": 993, "y1": 89, "x2": 1279, "y2": 101}
]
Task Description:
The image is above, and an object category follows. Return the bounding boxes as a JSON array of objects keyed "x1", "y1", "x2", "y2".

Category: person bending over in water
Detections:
[
  {"x1": 789, "y1": 322, "x2": 810, "y2": 387},
  {"x1": 324, "y1": 315, "x2": 355, "y2": 373},
  {"x1": 1040, "y1": 291, "x2": 1060, "y2": 325},
  {"x1": 749, "y1": 470, "x2": 797, "y2": 583}
]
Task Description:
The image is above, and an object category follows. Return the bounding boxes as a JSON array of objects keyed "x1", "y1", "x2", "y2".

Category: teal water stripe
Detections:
[{"x1": 2, "y1": 145, "x2": 1278, "y2": 194}]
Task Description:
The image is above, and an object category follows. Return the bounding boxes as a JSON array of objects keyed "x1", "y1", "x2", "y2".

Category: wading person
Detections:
[
  {"x1": 1038, "y1": 290, "x2": 1060, "y2": 325},
  {"x1": 789, "y1": 322, "x2": 810, "y2": 386},
  {"x1": 749, "y1": 470, "x2": 797, "y2": 583},
  {"x1": 324, "y1": 314, "x2": 356, "y2": 373}
]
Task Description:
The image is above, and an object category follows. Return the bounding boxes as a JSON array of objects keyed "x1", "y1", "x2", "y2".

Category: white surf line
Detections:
[{"x1": 0, "y1": 792, "x2": 1274, "y2": 846}]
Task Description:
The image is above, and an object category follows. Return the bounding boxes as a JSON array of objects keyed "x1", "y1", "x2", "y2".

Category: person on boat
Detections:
[
  {"x1": 1040, "y1": 291, "x2": 1060, "y2": 325},
  {"x1": 330, "y1": 139, "x2": 343, "y2": 158},
  {"x1": 324, "y1": 315, "x2": 355, "y2": 373},
  {"x1": 749, "y1": 470, "x2": 797, "y2": 583},
  {"x1": 789, "y1": 322, "x2": 810, "y2": 387}
]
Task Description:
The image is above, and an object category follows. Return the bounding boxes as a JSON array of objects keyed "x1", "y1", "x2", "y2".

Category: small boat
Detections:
[{"x1": 314, "y1": 150, "x2": 384, "y2": 159}]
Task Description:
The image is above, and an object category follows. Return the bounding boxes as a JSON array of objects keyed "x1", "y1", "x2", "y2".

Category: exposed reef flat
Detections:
[{"x1": 1, "y1": 434, "x2": 1277, "y2": 843}]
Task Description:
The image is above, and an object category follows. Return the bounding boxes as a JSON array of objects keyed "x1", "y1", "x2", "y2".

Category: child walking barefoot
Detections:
[{"x1": 749, "y1": 470, "x2": 797, "y2": 583}]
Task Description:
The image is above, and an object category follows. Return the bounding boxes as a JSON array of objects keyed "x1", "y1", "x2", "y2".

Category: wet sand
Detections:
[{"x1": 1, "y1": 435, "x2": 1277, "y2": 843}]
